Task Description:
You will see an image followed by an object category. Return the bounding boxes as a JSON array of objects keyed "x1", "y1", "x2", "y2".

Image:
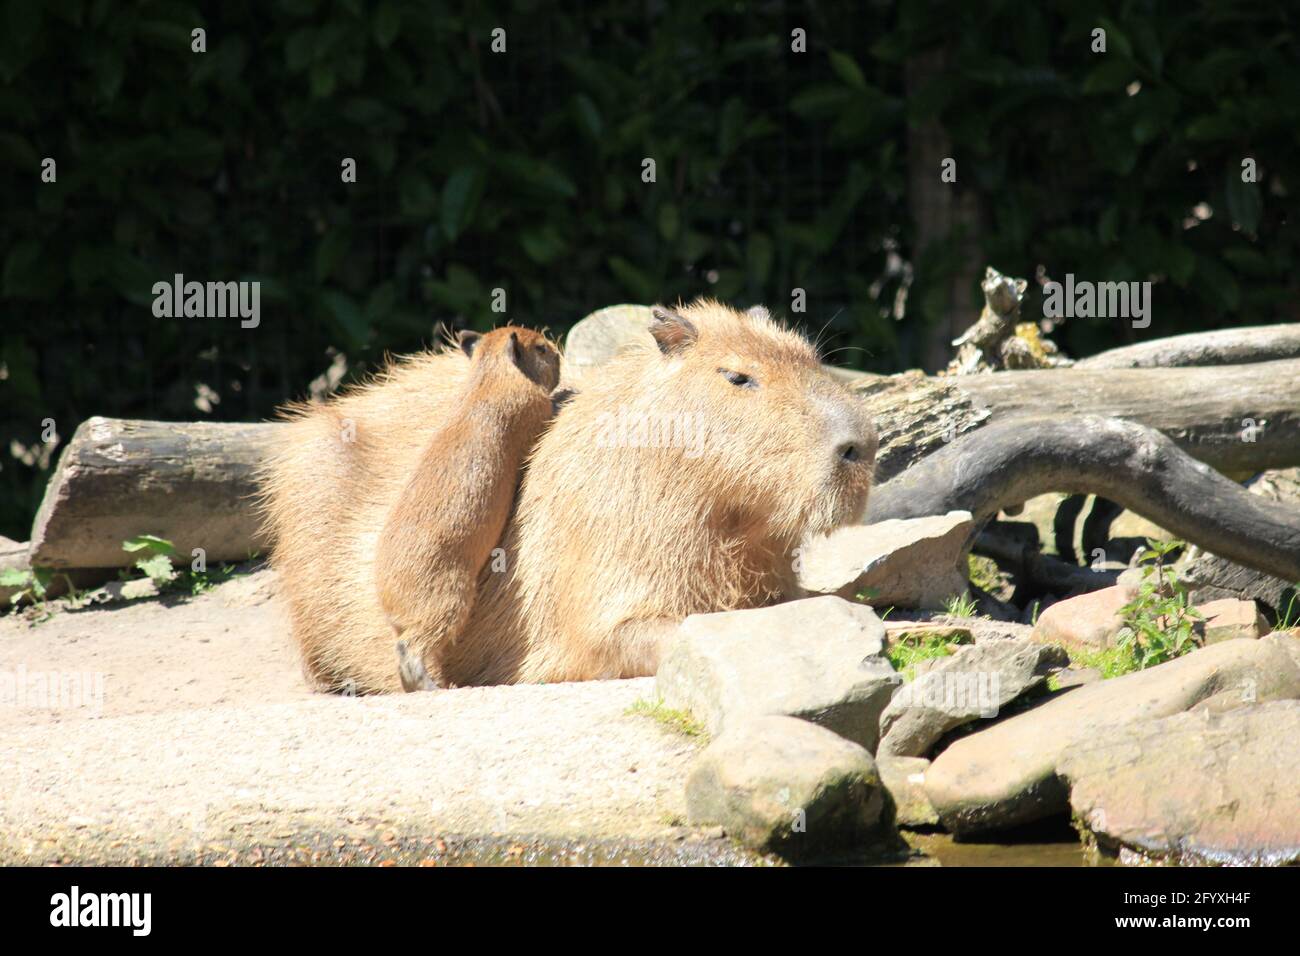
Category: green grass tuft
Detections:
[
  {"x1": 943, "y1": 592, "x2": 979, "y2": 619},
  {"x1": 626, "y1": 698, "x2": 707, "y2": 739},
  {"x1": 885, "y1": 630, "x2": 971, "y2": 682}
]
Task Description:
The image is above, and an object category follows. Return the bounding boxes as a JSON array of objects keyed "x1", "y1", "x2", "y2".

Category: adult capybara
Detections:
[
  {"x1": 374, "y1": 327, "x2": 558, "y2": 689},
  {"x1": 259, "y1": 299, "x2": 876, "y2": 692}
]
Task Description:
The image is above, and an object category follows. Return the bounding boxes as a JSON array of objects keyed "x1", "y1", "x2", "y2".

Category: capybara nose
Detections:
[{"x1": 837, "y1": 441, "x2": 862, "y2": 463}]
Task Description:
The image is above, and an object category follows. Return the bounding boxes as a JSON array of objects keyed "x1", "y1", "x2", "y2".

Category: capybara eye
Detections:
[{"x1": 719, "y1": 368, "x2": 757, "y2": 389}]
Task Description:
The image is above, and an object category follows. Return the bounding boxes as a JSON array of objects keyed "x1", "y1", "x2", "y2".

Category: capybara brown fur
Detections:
[
  {"x1": 375, "y1": 327, "x2": 558, "y2": 689},
  {"x1": 258, "y1": 325, "x2": 559, "y2": 694},
  {"x1": 259, "y1": 299, "x2": 876, "y2": 693}
]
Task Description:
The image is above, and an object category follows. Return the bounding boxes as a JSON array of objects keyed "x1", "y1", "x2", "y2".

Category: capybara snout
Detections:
[{"x1": 801, "y1": 374, "x2": 877, "y2": 530}]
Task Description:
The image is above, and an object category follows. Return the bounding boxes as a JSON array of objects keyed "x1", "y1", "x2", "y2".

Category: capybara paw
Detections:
[{"x1": 396, "y1": 640, "x2": 440, "y2": 692}]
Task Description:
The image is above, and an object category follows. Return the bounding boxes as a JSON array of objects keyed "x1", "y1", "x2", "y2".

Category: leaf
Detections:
[
  {"x1": 440, "y1": 167, "x2": 484, "y2": 241},
  {"x1": 285, "y1": 29, "x2": 315, "y2": 71},
  {"x1": 0, "y1": 132, "x2": 38, "y2": 169},
  {"x1": 656, "y1": 203, "x2": 680, "y2": 242},
  {"x1": 399, "y1": 172, "x2": 438, "y2": 218},
  {"x1": 1098, "y1": 205, "x2": 1120, "y2": 245},
  {"x1": 374, "y1": 2, "x2": 401, "y2": 48},
  {"x1": 2, "y1": 240, "x2": 41, "y2": 295},
  {"x1": 607, "y1": 256, "x2": 657, "y2": 303},
  {"x1": 315, "y1": 228, "x2": 350, "y2": 282},
  {"x1": 136, "y1": 553, "x2": 176, "y2": 585},
  {"x1": 569, "y1": 94, "x2": 602, "y2": 142},
  {"x1": 828, "y1": 50, "x2": 867, "y2": 91},
  {"x1": 372, "y1": 140, "x2": 397, "y2": 174},
  {"x1": 1224, "y1": 168, "x2": 1262, "y2": 234},
  {"x1": 790, "y1": 84, "x2": 853, "y2": 120},
  {"x1": 1222, "y1": 246, "x2": 1272, "y2": 276},
  {"x1": 0, "y1": 568, "x2": 32, "y2": 587},
  {"x1": 122, "y1": 534, "x2": 176, "y2": 557},
  {"x1": 489, "y1": 152, "x2": 577, "y2": 199},
  {"x1": 93, "y1": 51, "x2": 125, "y2": 100},
  {"x1": 718, "y1": 98, "x2": 745, "y2": 156},
  {"x1": 1186, "y1": 114, "x2": 1236, "y2": 142},
  {"x1": 366, "y1": 281, "x2": 397, "y2": 321},
  {"x1": 1082, "y1": 57, "x2": 1135, "y2": 94},
  {"x1": 519, "y1": 224, "x2": 565, "y2": 264},
  {"x1": 746, "y1": 232, "x2": 774, "y2": 286},
  {"x1": 321, "y1": 289, "x2": 370, "y2": 348},
  {"x1": 309, "y1": 62, "x2": 336, "y2": 98},
  {"x1": 1095, "y1": 18, "x2": 1134, "y2": 59},
  {"x1": 1195, "y1": 255, "x2": 1242, "y2": 311}
]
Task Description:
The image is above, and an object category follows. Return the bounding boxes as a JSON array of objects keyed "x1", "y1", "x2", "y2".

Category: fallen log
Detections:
[
  {"x1": 1076, "y1": 324, "x2": 1300, "y2": 369},
  {"x1": 866, "y1": 416, "x2": 1300, "y2": 583},
  {"x1": 30, "y1": 417, "x2": 278, "y2": 568},
  {"x1": 858, "y1": 358, "x2": 1300, "y2": 482},
  {"x1": 24, "y1": 354, "x2": 1300, "y2": 570}
]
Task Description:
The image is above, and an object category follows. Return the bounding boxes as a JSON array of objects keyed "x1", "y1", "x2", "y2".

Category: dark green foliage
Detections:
[{"x1": 1, "y1": 0, "x2": 1297, "y2": 539}]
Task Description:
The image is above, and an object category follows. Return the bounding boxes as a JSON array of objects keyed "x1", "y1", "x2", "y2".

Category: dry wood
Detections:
[
  {"x1": 857, "y1": 358, "x2": 1300, "y2": 482},
  {"x1": 1076, "y1": 324, "x2": 1300, "y2": 369},
  {"x1": 867, "y1": 415, "x2": 1300, "y2": 583},
  {"x1": 23, "y1": 350, "x2": 1300, "y2": 571},
  {"x1": 30, "y1": 417, "x2": 278, "y2": 568}
]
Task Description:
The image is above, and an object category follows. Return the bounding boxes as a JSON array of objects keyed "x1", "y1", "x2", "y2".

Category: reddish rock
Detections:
[
  {"x1": 1196, "y1": 598, "x2": 1270, "y2": 643},
  {"x1": 1030, "y1": 585, "x2": 1129, "y2": 649}
]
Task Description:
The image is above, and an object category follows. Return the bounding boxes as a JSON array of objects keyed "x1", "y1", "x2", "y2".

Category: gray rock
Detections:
[
  {"x1": 1062, "y1": 700, "x2": 1300, "y2": 865},
  {"x1": 685, "y1": 715, "x2": 889, "y2": 859},
  {"x1": 924, "y1": 637, "x2": 1300, "y2": 835},
  {"x1": 877, "y1": 755, "x2": 939, "y2": 828},
  {"x1": 798, "y1": 511, "x2": 974, "y2": 611},
  {"x1": 561, "y1": 304, "x2": 654, "y2": 371},
  {"x1": 1052, "y1": 667, "x2": 1102, "y2": 690},
  {"x1": 1269, "y1": 630, "x2": 1300, "y2": 670},
  {"x1": 656, "y1": 596, "x2": 897, "y2": 751},
  {"x1": 967, "y1": 619, "x2": 1034, "y2": 642},
  {"x1": 878, "y1": 640, "x2": 1067, "y2": 758}
]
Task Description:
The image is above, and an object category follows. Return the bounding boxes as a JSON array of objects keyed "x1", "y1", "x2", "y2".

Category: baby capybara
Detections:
[{"x1": 375, "y1": 326, "x2": 558, "y2": 689}]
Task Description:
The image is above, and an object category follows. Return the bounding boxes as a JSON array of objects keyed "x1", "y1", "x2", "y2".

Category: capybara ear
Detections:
[
  {"x1": 650, "y1": 305, "x2": 698, "y2": 355},
  {"x1": 550, "y1": 386, "x2": 577, "y2": 415},
  {"x1": 506, "y1": 330, "x2": 521, "y2": 367},
  {"x1": 746, "y1": 305, "x2": 771, "y2": 322},
  {"x1": 458, "y1": 330, "x2": 482, "y2": 358}
]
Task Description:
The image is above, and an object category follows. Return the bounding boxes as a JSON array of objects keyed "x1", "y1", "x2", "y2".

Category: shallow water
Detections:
[{"x1": 895, "y1": 830, "x2": 1112, "y2": 867}]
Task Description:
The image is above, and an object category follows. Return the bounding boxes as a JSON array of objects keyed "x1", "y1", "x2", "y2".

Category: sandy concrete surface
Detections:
[{"x1": 0, "y1": 569, "x2": 755, "y2": 865}]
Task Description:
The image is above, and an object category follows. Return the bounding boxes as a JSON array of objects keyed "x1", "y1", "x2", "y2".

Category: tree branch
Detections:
[{"x1": 867, "y1": 415, "x2": 1300, "y2": 583}]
